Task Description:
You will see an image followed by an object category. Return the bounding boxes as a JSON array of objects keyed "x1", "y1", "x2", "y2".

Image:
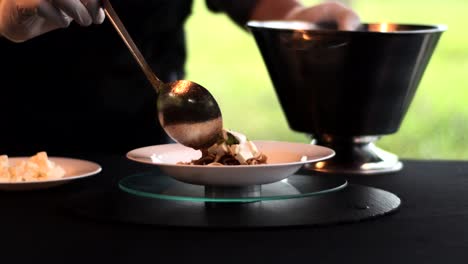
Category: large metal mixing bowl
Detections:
[{"x1": 248, "y1": 21, "x2": 446, "y2": 174}]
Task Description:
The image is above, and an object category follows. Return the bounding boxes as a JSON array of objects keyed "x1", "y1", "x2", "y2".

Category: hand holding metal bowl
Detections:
[{"x1": 248, "y1": 21, "x2": 446, "y2": 174}]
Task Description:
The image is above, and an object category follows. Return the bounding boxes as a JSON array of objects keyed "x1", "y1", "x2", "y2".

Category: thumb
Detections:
[
  {"x1": 14, "y1": 0, "x2": 41, "y2": 21},
  {"x1": 0, "y1": 0, "x2": 40, "y2": 30},
  {"x1": 0, "y1": 0, "x2": 60, "y2": 42}
]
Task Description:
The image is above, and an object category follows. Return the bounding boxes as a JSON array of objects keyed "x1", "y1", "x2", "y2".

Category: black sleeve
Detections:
[{"x1": 206, "y1": 0, "x2": 259, "y2": 27}]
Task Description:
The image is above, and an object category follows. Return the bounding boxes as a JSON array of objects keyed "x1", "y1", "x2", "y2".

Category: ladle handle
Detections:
[{"x1": 102, "y1": 0, "x2": 163, "y2": 92}]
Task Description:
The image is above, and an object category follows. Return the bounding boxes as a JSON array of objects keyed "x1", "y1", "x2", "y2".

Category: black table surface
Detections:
[{"x1": 1, "y1": 155, "x2": 467, "y2": 263}]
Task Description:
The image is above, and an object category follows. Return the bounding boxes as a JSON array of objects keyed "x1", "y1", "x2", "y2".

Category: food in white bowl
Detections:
[
  {"x1": 177, "y1": 129, "x2": 267, "y2": 166},
  {"x1": 127, "y1": 139, "x2": 336, "y2": 186}
]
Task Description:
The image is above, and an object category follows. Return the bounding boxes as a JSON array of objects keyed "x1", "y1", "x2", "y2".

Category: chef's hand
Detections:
[
  {"x1": 284, "y1": 1, "x2": 360, "y2": 31},
  {"x1": 0, "y1": 0, "x2": 105, "y2": 42}
]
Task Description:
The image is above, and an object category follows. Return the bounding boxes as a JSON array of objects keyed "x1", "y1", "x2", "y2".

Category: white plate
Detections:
[
  {"x1": 0, "y1": 157, "x2": 102, "y2": 191},
  {"x1": 127, "y1": 140, "x2": 335, "y2": 186}
]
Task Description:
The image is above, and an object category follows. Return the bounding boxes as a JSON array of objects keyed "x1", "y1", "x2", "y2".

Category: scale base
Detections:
[
  {"x1": 65, "y1": 172, "x2": 401, "y2": 228},
  {"x1": 306, "y1": 135, "x2": 403, "y2": 175}
]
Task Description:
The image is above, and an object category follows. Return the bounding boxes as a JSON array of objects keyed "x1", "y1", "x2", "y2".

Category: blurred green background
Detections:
[{"x1": 185, "y1": 0, "x2": 468, "y2": 160}]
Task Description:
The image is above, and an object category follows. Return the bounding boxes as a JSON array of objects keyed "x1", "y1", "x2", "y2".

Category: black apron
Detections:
[{"x1": 0, "y1": 0, "x2": 193, "y2": 156}]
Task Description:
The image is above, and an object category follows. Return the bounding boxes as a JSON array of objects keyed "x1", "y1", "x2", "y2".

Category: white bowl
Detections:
[{"x1": 127, "y1": 141, "x2": 335, "y2": 187}]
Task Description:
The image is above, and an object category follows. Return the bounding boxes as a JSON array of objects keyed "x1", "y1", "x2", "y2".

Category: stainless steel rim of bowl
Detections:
[{"x1": 246, "y1": 20, "x2": 447, "y2": 34}]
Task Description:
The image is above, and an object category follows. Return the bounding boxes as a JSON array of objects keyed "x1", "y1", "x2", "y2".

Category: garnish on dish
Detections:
[
  {"x1": 177, "y1": 129, "x2": 267, "y2": 166},
  {"x1": 0, "y1": 152, "x2": 66, "y2": 182}
]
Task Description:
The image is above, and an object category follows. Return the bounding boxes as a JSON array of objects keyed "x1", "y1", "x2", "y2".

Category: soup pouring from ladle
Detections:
[{"x1": 102, "y1": 0, "x2": 223, "y2": 150}]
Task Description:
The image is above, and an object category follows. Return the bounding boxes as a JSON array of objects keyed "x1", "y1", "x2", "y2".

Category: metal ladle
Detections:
[{"x1": 102, "y1": 0, "x2": 223, "y2": 149}]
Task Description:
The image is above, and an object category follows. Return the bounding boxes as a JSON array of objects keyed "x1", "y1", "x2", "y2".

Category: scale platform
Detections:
[{"x1": 66, "y1": 170, "x2": 401, "y2": 228}]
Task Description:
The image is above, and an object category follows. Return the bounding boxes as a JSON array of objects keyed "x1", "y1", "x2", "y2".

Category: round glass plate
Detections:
[{"x1": 119, "y1": 171, "x2": 347, "y2": 203}]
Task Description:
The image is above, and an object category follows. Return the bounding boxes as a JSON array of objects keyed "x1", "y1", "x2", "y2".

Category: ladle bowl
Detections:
[{"x1": 103, "y1": 0, "x2": 222, "y2": 149}]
